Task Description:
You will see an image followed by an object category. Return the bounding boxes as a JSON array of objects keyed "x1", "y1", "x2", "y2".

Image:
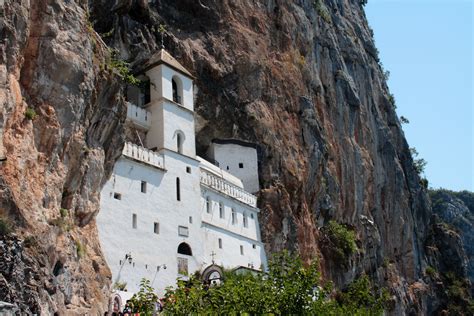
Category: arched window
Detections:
[
  {"x1": 176, "y1": 177, "x2": 180, "y2": 201},
  {"x1": 175, "y1": 130, "x2": 185, "y2": 154},
  {"x1": 172, "y1": 76, "x2": 183, "y2": 104},
  {"x1": 177, "y1": 242, "x2": 192, "y2": 256}
]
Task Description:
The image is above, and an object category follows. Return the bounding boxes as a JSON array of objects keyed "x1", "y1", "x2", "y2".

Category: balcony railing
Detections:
[
  {"x1": 200, "y1": 170, "x2": 257, "y2": 208},
  {"x1": 126, "y1": 102, "x2": 151, "y2": 130},
  {"x1": 122, "y1": 142, "x2": 165, "y2": 169}
]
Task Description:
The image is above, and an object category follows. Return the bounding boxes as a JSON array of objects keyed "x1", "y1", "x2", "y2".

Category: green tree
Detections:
[
  {"x1": 129, "y1": 278, "x2": 159, "y2": 315},
  {"x1": 162, "y1": 251, "x2": 387, "y2": 315}
]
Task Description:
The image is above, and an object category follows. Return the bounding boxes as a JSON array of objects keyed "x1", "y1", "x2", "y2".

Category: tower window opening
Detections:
[
  {"x1": 172, "y1": 76, "x2": 182, "y2": 104},
  {"x1": 218, "y1": 238, "x2": 222, "y2": 249},
  {"x1": 240, "y1": 245, "x2": 244, "y2": 255},
  {"x1": 154, "y1": 222, "x2": 159, "y2": 234},
  {"x1": 141, "y1": 181, "x2": 147, "y2": 193},
  {"x1": 243, "y1": 212, "x2": 248, "y2": 228},
  {"x1": 239, "y1": 163, "x2": 244, "y2": 168},
  {"x1": 177, "y1": 132, "x2": 183, "y2": 154}
]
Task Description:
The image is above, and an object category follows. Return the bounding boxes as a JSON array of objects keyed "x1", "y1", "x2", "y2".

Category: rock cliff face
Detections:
[
  {"x1": 1, "y1": 0, "x2": 124, "y2": 314},
  {"x1": 0, "y1": 0, "x2": 469, "y2": 314}
]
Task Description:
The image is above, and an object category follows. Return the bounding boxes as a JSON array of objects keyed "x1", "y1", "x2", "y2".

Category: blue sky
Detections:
[{"x1": 365, "y1": 0, "x2": 473, "y2": 191}]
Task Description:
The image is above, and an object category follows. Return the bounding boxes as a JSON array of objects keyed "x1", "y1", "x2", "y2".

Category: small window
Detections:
[
  {"x1": 132, "y1": 214, "x2": 137, "y2": 229},
  {"x1": 226, "y1": 166, "x2": 229, "y2": 170},
  {"x1": 231, "y1": 209, "x2": 237, "y2": 225},
  {"x1": 239, "y1": 163, "x2": 244, "y2": 168},
  {"x1": 250, "y1": 213, "x2": 254, "y2": 219},
  {"x1": 218, "y1": 238, "x2": 222, "y2": 249},
  {"x1": 141, "y1": 181, "x2": 147, "y2": 193},
  {"x1": 176, "y1": 177, "x2": 181, "y2": 201},
  {"x1": 252, "y1": 244, "x2": 256, "y2": 249},
  {"x1": 177, "y1": 133, "x2": 183, "y2": 154},
  {"x1": 219, "y1": 202, "x2": 224, "y2": 219},
  {"x1": 113, "y1": 193, "x2": 122, "y2": 200},
  {"x1": 243, "y1": 212, "x2": 248, "y2": 228},
  {"x1": 178, "y1": 226, "x2": 189, "y2": 237},
  {"x1": 186, "y1": 166, "x2": 191, "y2": 174},
  {"x1": 189, "y1": 216, "x2": 193, "y2": 224},
  {"x1": 154, "y1": 222, "x2": 159, "y2": 234},
  {"x1": 206, "y1": 197, "x2": 212, "y2": 214},
  {"x1": 240, "y1": 245, "x2": 244, "y2": 255}
]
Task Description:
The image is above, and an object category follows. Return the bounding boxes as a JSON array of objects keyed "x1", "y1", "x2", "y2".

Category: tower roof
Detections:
[{"x1": 142, "y1": 49, "x2": 193, "y2": 78}]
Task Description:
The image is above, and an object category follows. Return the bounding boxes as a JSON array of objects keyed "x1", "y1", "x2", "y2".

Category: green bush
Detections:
[
  {"x1": 0, "y1": 217, "x2": 12, "y2": 236},
  {"x1": 25, "y1": 108, "x2": 37, "y2": 120},
  {"x1": 322, "y1": 220, "x2": 357, "y2": 264},
  {"x1": 162, "y1": 251, "x2": 387, "y2": 315},
  {"x1": 76, "y1": 240, "x2": 85, "y2": 258},
  {"x1": 129, "y1": 278, "x2": 159, "y2": 315},
  {"x1": 425, "y1": 266, "x2": 437, "y2": 278},
  {"x1": 107, "y1": 50, "x2": 141, "y2": 86},
  {"x1": 60, "y1": 208, "x2": 68, "y2": 218},
  {"x1": 314, "y1": 0, "x2": 331, "y2": 23}
]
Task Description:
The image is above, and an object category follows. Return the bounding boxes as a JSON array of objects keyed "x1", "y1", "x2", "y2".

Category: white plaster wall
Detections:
[
  {"x1": 97, "y1": 152, "x2": 203, "y2": 296},
  {"x1": 209, "y1": 143, "x2": 260, "y2": 193},
  {"x1": 145, "y1": 101, "x2": 195, "y2": 157},
  {"x1": 200, "y1": 188, "x2": 266, "y2": 270}
]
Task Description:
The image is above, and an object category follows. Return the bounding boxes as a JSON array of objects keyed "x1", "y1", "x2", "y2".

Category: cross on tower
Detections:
[{"x1": 210, "y1": 251, "x2": 216, "y2": 264}]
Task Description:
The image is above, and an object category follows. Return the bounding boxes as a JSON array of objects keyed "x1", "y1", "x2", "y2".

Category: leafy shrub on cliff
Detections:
[
  {"x1": 442, "y1": 271, "x2": 474, "y2": 315},
  {"x1": 313, "y1": 0, "x2": 331, "y2": 23},
  {"x1": 25, "y1": 108, "x2": 37, "y2": 120},
  {"x1": 0, "y1": 217, "x2": 12, "y2": 236},
  {"x1": 162, "y1": 251, "x2": 387, "y2": 315},
  {"x1": 107, "y1": 50, "x2": 140, "y2": 86},
  {"x1": 321, "y1": 220, "x2": 357, "y2": 265}
]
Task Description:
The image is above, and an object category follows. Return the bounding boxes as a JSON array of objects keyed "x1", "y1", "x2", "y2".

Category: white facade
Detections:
[
  {"x1": 97, "y1": 50, "x2": 266, "y2": 300},
  {"x1": 208, "y1": 140, "x2": 260, "y2": 193}
]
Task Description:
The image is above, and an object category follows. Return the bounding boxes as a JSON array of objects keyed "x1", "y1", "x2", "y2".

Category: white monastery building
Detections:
[{"x1": 96, "y1": 49, "x2": 267, "y2": 304}]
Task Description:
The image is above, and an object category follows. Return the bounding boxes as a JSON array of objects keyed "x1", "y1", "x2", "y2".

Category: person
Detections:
[{"x1": 122, "y1": 301, "x2": 132, "y2": 315}]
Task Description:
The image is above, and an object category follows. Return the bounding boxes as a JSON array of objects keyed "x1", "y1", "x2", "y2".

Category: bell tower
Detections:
[{"x1": 142, "y1": 49, "x2": 196, "y2": 158}]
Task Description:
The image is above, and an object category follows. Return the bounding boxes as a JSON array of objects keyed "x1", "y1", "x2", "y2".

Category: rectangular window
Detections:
[
  {"x1": 113, "y1": 192, "x2": 122, "y2": 200},
  {"x1": 141, "y1": 181, "x2": 147, "y2": 193},
  {"x1": 176, "y1": 177, "x2": 181, "y2": 201},
  {"x1": 132, "y1": 214, "x2": 137, "y2": 229},
  {"x1": 189, "y1": 216, "x2": 193, "y2": 224},
  {"x1": 186, "y1": 166, "x2": 191, "y2": 174},
  {"x1": 178, "y1": 226, "x2": 189, "y2": 237},
  {"x1": 206, "y1": 197, "x2": 211, "y2": 213},
  {"x1": 231, "y1": 209, "x2": 237, "y2": 225},
  {"x1": 219, "y1": 203, "x2": 224, "y2": 219},
  {"x1": 218, "y1": 238, "x2": 222, "y2": 249},
  {"x1": 154, "y1": 222, "x2": 159, "y2": 234},
  {"x1": 239, "y1": 162, "x2": 244, "y2": 168},
  {"x1": 178, "y1": 257, "x2": 188, "y2": 275},
  {"x1": 252, "y1": 244, "x2": 256, "y2": 249},
  {"x1": 240, "y1": 245, "x2": 244, "y2": 255}
]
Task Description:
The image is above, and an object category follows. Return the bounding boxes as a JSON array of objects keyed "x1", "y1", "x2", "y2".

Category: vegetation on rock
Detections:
[
  {"x1": 320, "y1": 220, "x2": 357, "y2": 266},
  {"x1": 159, "y1": 251, "x2": 387, "y2": 315},
  {"x1": 24, "y1": 108, "x2": 37, "y2": 120}
]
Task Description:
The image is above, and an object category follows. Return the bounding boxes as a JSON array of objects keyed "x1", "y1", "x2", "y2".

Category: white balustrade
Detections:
[
  {"x1": 200, "y1": 170, "x2": 257, "y2": 208},
  {"x1": 126, "y1": 102, "x2": 151, "y2": 130},
  {"x1": 122, "y1": 142, "x2": 165, "y2": 169}
]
